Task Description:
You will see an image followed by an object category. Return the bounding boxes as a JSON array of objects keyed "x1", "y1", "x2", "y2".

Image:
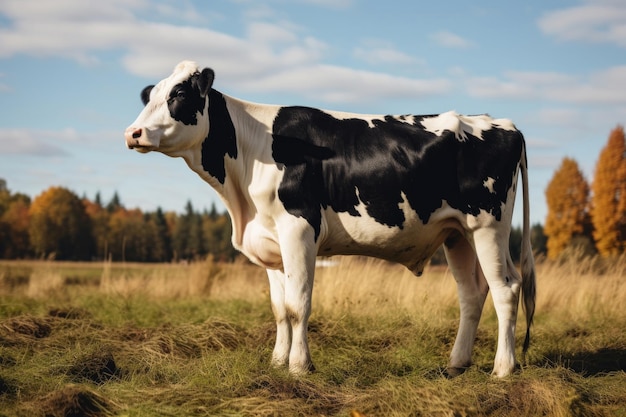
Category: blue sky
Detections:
[{"x1": 1, "y1": 0, "x2": 625, "y2": 226}]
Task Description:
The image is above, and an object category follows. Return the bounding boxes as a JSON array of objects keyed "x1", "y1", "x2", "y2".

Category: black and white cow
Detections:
[{"x1": 124, "y1": 61, "x2": 536, "y2": 377}]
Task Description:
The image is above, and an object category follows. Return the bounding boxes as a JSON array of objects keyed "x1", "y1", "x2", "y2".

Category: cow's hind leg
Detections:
[
  {"x1": 444, "y1": 231, "x2": 489, "y2": 377},
  {"x1": 473, "y1": 227, "x2": 521, "y2": 377},
  {"x1": 267, "y1": 269, "x2": 291, "y2": 368}
]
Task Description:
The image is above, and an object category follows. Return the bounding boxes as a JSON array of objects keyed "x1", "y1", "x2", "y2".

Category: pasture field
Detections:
[{"x1": 0, "y1": 256, "x2": 625, "y2": 416}]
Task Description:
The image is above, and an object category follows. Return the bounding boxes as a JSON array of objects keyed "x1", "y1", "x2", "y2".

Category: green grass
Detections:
[{"x1": 0, "y1": 258, "x2": 625, "y2": 416}]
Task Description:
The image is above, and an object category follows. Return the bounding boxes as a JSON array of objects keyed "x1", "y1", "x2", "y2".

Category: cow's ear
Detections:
[
  {"x1": 198, "y1": 68, "x2": 215, "y2": 97},
  {"x1": 140, "y1": 85, "x2": 154, "y2": 106}
]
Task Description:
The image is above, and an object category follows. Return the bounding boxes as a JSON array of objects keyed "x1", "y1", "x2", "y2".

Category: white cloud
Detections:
[
  {"x1": 0, "y1": 128, "x2": 73, "y2": 156},
  {"x1": 466, "y1": 66, "x2": 626, "y2": 105},
  {"x1": 238, "y1": 64, "x2": 450, "y2": 103},
  {"x1": 430, "y1": 31, "x2": 474, "y2": 48},
  {"x1": 534, "y1": 108, "x2": 585, "y2": 128},
  {"x1": 353, "y1": 40, "x2": 420, "y2": 66},
  {"x1": 0, "y1": 0, "x2": 449, "y2": 105},
  {"x1": 538, "y1": 0, "x2": 626, "y2": 47},
  {"x1": 298, "y1": 0, "x2": 354, "y2": 9}
]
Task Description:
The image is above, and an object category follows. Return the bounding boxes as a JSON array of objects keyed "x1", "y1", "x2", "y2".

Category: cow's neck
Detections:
[{"x1": 182, "y1": 90, "x2": 279, "y2": 250}]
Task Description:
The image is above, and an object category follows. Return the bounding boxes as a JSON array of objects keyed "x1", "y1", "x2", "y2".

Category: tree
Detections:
[
  {"x1": 530, "y1": 223, "x2": 548, "y2": 257},
  {"x1": 29, "y1": 187, "x2": 94, "y2": 260},
  {"x1": 508, "y1": 226, "x2": 522, "y2": 263},
  {"x1": 173, "y1": 200, "x2": 205, "y2": 260},
  {"x1": 590, "y1": 125, "x2": 626, "y2": 257},
  {"x1": 83, "y1": 197, "x2": 110, "y2": 260},
  {"x1": 147, "y1": 208, "x2": 172, "y2": 261},
  {"x1": 1, "y1": 198, "x2": 31, "y2": 258},
  {"x1": 107, "y1": 208, "x2": 146, "y2": 262},
  {"x1": 106, "y1": 191, "x2": 122, "y2": 213},
  {"x1": 544, "y1": 157, "x2": 590, "y2": 259},
  {"x1": 203, "y1": 211, "x2": 237, "y2": 261},
  {"x1": 0, "y1": 180, "x2": 32, "y2": 258}
]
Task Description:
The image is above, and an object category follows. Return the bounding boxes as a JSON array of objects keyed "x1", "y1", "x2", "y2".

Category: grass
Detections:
[{"x1": 0, "y1": 256, "x2": 625, "y2": 416}]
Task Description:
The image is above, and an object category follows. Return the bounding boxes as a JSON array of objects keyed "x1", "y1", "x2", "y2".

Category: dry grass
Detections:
[{"x1": 0, "y1": 255, "x2": 625, "y2": 416}]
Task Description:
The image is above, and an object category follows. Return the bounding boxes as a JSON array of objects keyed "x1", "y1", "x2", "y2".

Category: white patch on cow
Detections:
[
  {"x1": 421, "y1": 111, "x2": 517, "y2": 142},
  {"x1": 483, "y1": 177, "x2": 496, "y2": 194},
  {"x1": 393, "y1": 115, "x2": 416, "y2": 125},
  {"x1": 420, "y1": 111, "x2": 457, "y2": 137},
  {"x1": 328, "y1": 111, "x2": 382, "y2": 128},
  {"x1": 491, "y1": 118, "x2": 517, "y2": 132}
]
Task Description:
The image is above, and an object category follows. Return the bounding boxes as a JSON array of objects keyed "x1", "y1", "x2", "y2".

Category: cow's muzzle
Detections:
[{"x1": 124, "y1": 126, "x2": 156, "y2": 152}]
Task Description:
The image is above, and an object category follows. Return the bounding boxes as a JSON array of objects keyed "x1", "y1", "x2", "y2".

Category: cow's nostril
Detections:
[{"x1": 132, "y1": 129, "x2": 142, "y2": 139}]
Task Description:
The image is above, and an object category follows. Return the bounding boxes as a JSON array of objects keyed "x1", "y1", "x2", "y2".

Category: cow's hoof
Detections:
[
  {"x1": 289, "y1": 361, "x2": 316, "y2": 376},
  {"x1": 445, "y1": 366, "x2": 469, "y2": 378}
]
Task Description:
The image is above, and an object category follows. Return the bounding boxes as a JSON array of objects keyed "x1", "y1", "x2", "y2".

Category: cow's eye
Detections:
[{"x1": 176, "y1": 90, "x2": 186, "y2": 99}]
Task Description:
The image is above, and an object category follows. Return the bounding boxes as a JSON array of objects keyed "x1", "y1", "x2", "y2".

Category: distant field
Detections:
[{"x1": 0, "y1": 256, "x2": 625, "y2": 416}]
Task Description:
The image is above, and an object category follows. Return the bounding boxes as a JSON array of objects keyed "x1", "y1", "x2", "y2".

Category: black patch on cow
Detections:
[
  {"x1": 271, "y1": 107, "x2": 523, "y2": 239},
  {"x1": 201, "y1": 90, "x2": 238, "y2": 184},
  {"x1": 141, "y1": 85, "x2": 154, "y2": 106},
  {"x1": 167, "y1": 74, "x2": 208, "y2": 126}
]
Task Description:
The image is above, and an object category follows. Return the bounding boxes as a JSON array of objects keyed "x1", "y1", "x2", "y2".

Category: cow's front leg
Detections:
[
  {"x1": 278, "y1": 217, "x2": 317, "y2": 375},
  {"x1": 267, "y1": 269, "x2": 291, "y2": 368}
]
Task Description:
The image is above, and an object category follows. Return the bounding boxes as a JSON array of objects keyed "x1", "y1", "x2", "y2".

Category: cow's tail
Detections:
[{"x1": 519, "y1": 139, "x2": 536, "y2": 360}]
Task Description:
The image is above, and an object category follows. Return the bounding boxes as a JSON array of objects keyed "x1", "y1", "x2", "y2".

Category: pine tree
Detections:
[
  {"x1": 590, "y1": 125, "x2": 626, "y2": 257},
  {"x1": 150, "y1": 208, "x2": 172, "y2": 261},
  {"x1": 544, "y1": 157, "x2": 590, "y2": 259},
  {"x1": 530, "y1": 223, "x2": 548, "y2": 257},
  {"x1": 106, "y1": 191, "x2": 122, "y2": 213}
]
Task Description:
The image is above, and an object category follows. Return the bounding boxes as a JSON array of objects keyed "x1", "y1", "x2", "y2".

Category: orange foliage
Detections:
[
  {"x1": 590, "y1": 125, "x2": 626, "y2": 257},
  {"x1": 544, "y1": 157, "x2": 589, "y2": 259},
  {"x1": 28, "y1": 186, "x2": 93, "y2": 260}
]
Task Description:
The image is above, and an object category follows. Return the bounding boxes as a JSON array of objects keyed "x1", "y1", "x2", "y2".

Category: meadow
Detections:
[{"x1": 0, "y1": 255, "x2": 625, "y2": 416}]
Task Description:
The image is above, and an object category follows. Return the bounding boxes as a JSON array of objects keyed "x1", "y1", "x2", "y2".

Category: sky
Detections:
[{"x1": 1, "y1": 0, "x2": 625, "y2": 227}]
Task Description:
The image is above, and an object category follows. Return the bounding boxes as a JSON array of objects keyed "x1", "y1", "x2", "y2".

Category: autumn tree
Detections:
[
  {"x1": 1, "y1": 198, "x2": 32, "y2": 258},
  {"x1": 83, "y1": 196, "x2": 110, "y2": 260},
  {"x1": 107, "y1": 208, "x2": 149, "y2": 262},
  {"x1": 0, "y1": 180, "x2": 32, "y2": 258},
  {"x1": 203, "y1": 211, "x2": 237, "y2": 261},
  {"x1": 29, "y1": 186, "x2": 94, "y2": 260},
  {"x1": 590, "y1": 125, "x2": 626, "y2": 257},
  {"x1": 544, "y1": 157, "x2": 590, "y2": 259}
]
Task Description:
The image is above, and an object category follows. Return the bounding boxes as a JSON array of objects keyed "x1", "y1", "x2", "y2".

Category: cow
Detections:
[{"x1": 124, "y1": 61, "x2": 536, "y2": 378}]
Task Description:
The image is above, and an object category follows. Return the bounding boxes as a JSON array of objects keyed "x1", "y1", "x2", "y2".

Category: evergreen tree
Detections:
[
  {"x1": 208, "y1": 202, "x2": 218, "y2": 220},
  {"x1": 508, "y1": 226, "x2": 522, "y2": 264},
  {"x1": 94, "y1": 191, "x2": 103, "y2": 208},
  {"x1": 544, "y1": 157, "x2": 590, "y2": 259},
  {"x1": 173, "y1": 200, "x2": 199, "y2": 260},
  {"x1": 106, "y1": 191, "x2": 122, "y2": 213},
  {"x1": 150, "y1": 208, "x2": 173, "y2": 261},
  {"x1": 590, "y1": 125, "x2": 626, "y2": 257},
  {"x1": 530, "y1": 223, "x2": 548, "y2": 257}
]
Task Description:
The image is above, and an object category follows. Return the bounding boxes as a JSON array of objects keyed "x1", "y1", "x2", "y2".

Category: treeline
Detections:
[
  {"x1": 544, "y1": 125, "x2": 626, "y2": 259},
  {"x1": 0, "y1": 179, "x2": 549, "y2": 264},
  {"x1": 0, "y1": 179, "x2": 238, "y2": 262}
]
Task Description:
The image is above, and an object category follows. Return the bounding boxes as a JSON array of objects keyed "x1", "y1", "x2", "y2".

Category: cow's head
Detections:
[{"x1": 124, "y1": 61, "x2": 215, "y2": 155}]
